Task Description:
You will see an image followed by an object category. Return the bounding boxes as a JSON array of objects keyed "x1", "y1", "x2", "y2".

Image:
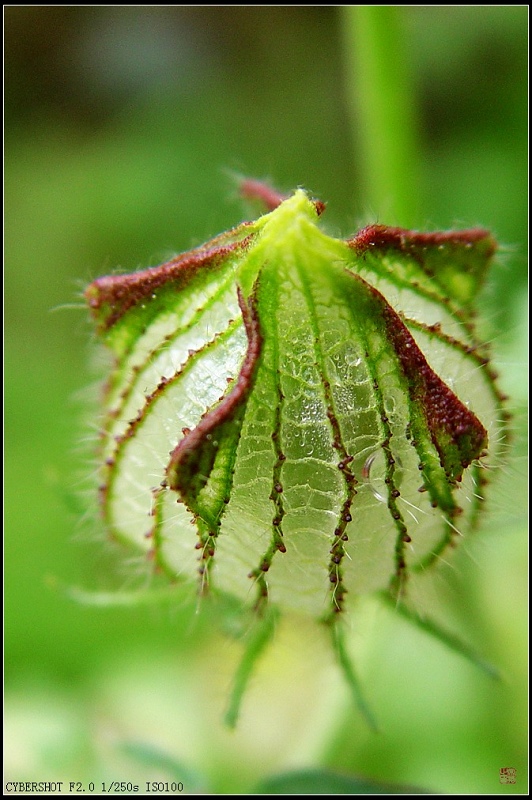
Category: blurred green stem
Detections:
[{"x1": 340, "y1": 6, "x2": 421, "y2": 226}]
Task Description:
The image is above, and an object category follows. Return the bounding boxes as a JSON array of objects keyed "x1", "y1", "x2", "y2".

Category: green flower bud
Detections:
[{"x1": 86, "y1": 184, "x2": 507, "y2": 724}]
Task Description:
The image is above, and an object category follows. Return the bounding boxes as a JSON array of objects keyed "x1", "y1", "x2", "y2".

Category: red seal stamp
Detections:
[{"x1": 499, "y1": 768, "x2": 517, "y2": 784}]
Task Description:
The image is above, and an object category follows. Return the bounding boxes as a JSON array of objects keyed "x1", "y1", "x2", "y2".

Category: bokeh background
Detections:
[{"x1": 5, "y1": 6, "x2": 527, "y2": 794}]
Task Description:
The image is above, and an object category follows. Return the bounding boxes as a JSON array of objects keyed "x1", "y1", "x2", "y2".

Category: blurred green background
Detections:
[{"x1": 5, "y1": 6, "x2": 527, "y2": 794}]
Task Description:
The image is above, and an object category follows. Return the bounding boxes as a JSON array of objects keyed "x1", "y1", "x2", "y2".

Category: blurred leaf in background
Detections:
[{"x1": 5, "y1": 6, "x2": 527, "y2": 794}]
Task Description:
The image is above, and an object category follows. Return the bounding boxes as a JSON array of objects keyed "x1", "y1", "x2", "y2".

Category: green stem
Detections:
[{"x1": 340, "y1": 6, "x2": 421, "y2": 226}]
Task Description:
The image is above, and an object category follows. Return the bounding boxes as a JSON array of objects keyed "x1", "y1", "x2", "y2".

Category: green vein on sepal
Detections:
[
  {"x1": 224, "y1": 606, "x2": 279, "y2": 729},
  {"x1": 377, "y1": 591, "x2": 500, "y2": 679}
]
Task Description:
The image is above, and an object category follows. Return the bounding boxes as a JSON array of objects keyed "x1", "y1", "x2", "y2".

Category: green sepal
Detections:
[
  {"x1": 224, "y1": 605, "x2": 279, "y2": 728},
  {"x1": 346, "y1": 224, "x2": 496, "y2": 313},
  {"x1": 85, "y1": 223, "x2": 254, "y2": 356},
  {"x1": 331, "y1": 620, "x2": 379, "y2": 731},
  {"x1": 378, "y1": 591, "x2": 500, "y2": 679},
  {"x1": 166, "y1": 284, "x2": 263, "y2": 529}
]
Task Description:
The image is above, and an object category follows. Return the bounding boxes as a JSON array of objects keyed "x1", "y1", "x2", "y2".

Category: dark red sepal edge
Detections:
[
  {"x1": 346, "y1": 224, "x2": 496, "y2": 256},
  {"x1": 357, "y1": 276, "x2": 488, "y2": 480},
  {"x1": 85, "y1": 238, "x2": 251, "y2": 332},
  {"x1": 166, "y1": 282, "x2": 263, "y2": 494}
]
